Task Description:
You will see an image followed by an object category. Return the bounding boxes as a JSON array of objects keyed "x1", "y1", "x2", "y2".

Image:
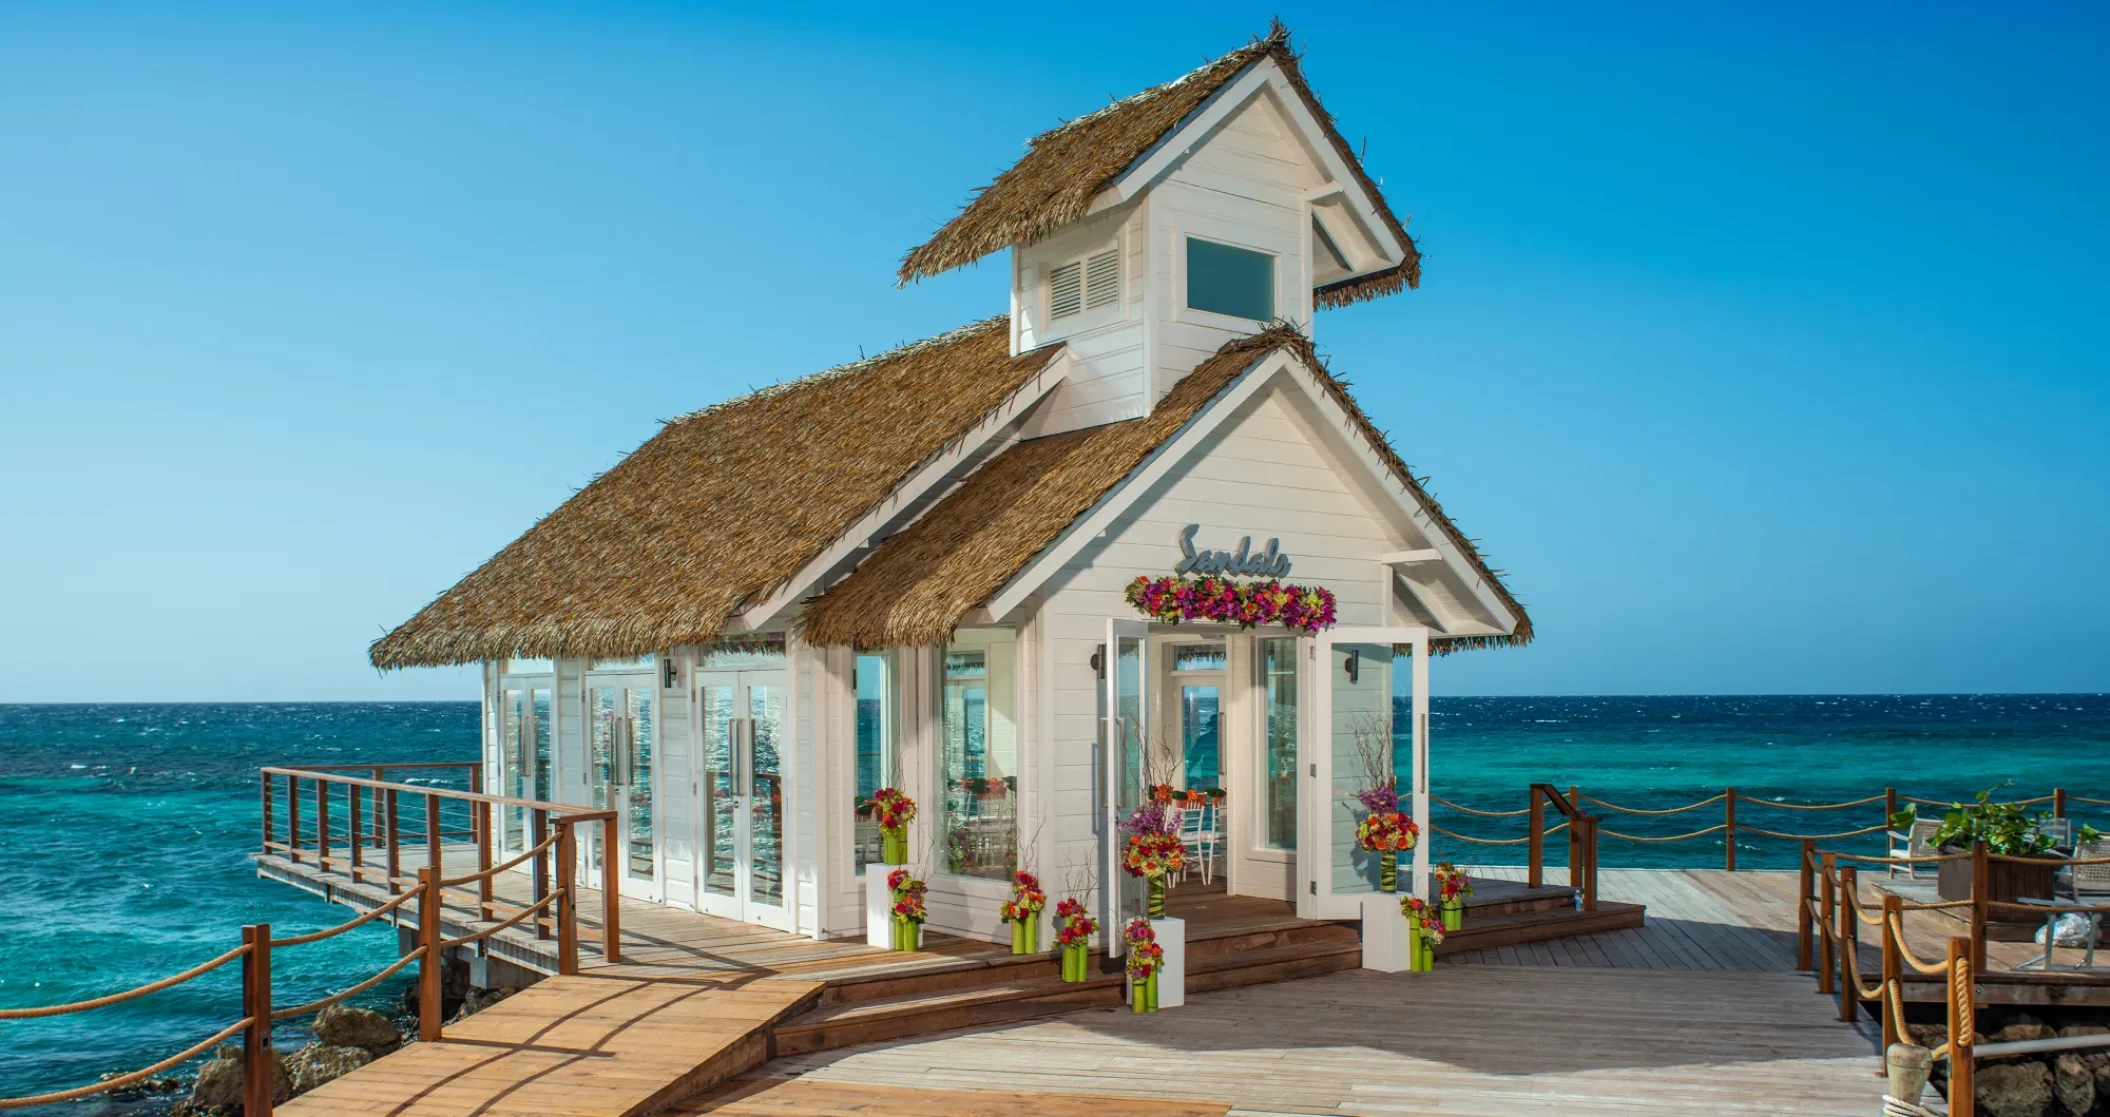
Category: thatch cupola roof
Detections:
[
  {"x1": 369, "y1": 317, "x2": 1063, "y2": 669},
  {"x1": 801, "y1": 326, "x2": 1531, "y2": 650},
  {"x1": 898, "y1": 21, "x2": 1422, "y2": 308}
]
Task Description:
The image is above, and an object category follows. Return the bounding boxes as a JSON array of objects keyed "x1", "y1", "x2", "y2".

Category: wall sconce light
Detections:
[
  {"x1": 662, "y1": 657, "x2": 680, "y2": 690},
  {"x1": 1344, "y1": 649, "x2": 1361, "y2": 684}
]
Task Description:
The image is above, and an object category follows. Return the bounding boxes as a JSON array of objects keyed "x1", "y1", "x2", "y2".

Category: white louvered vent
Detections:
[
  {"x1": 1084, "y1": 248, "x2": 1120, "y2": 310},
  {"x1": 1048, "y1": 261, "x2": 1083, "y2": 319}
]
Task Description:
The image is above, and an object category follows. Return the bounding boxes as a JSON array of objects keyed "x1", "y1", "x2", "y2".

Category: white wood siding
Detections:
[{"x1": 1032, "y1": 383, "x2": 1400, "y2": 919}]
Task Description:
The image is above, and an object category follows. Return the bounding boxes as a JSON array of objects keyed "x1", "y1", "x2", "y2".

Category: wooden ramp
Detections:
[
  {"x1": 277, "y1": 974, "x2": 820, "y2": 1117},
  {"x1": 669, "y1": 1076, "x2": 1230, "y2": 1116}
]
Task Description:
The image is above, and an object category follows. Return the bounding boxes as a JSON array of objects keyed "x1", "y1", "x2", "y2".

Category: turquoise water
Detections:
[{"x1": 2, "y1": 696, "x2": 2107, "y2": 1109}]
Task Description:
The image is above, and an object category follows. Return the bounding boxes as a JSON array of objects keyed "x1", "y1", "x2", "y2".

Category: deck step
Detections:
[
  {"x1": 1436, "y1": 901, "x2": 1647, "y2": 955},
  {"x1": 818, "y1": 919, "x2": 1357, "y2": 1007},
  {"x1": 1462, "y1": 883, "x2": 1582, "y2": 918},
  {"x1": 775, "y1": 938, "x2": 1363, "y2": 1055}
]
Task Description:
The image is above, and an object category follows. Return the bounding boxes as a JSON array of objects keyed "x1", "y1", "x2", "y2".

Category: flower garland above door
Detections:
[{"x1": 1124, "y1": 574, "x2": 1338, "y2": 633}]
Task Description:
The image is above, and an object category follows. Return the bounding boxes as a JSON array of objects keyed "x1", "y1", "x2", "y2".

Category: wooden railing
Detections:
[
  {"x1": 0, "y1": 762, "x2": 626, "y2": 1114},
  {"x1": 1434, "y1": 786, "x2": 2108, "y2": 869},
  {"x1": 1527, "y1": 783, "x2": 1598, "y2": 909},
  {"x1": 258, "y1": 763, "x2": 621, "y2": 975},
  {"x1": 1800, "y1": 841, "x2": 2110, "y2": 1117}
]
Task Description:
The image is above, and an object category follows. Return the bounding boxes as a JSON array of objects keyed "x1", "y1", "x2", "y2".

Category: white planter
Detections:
[
  {"x1": 1150, "y1": 916, "x2": 1185, "y2": 1008},
  {"x1": 1361, "y1": 894, "x2": 1411, "y2": 972},
  {"x1": 865, "y1": 865, "x2": 894, "y2": 950}
]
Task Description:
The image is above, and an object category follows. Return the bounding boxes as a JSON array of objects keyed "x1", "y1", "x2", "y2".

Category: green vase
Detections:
[
  {"x1": 1062, "y1": 943, "x2": 1087, "y2": 983},
  {"x1": 1010, "y1": 919, "x2": 1027, "y2": 954},
  {"x1": 1147, "y1": 876, "x2": 1167, "y2": 918},
  {"x1": 1145, "y1": 972, "x2": 1159, "y2": 1011},
  {"x1": 1441, "y1": 900, "x2": 1463, "y2": 932},
  {"x1": 882, "y1": 831, "x2": 907, "y2": 866},
  {"x1": 1024, "y1": 916, "x2": 1039, "y2": 953},
  {"x1": 1379, "y1": 851, "x2": 1398, "y2": 893},
  {"x1": 893, "y1": 915, "x2": 919, "y2": 952}
]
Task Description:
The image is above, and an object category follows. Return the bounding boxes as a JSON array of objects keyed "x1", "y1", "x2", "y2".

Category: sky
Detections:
[{"x1": 1, "y1": 1, "x2": 2106, "y2": 702}]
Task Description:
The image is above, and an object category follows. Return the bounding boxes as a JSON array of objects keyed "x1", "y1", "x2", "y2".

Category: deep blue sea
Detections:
[{"x1": 2, "y1": 696, "x2": 2107, "y2": 1108}]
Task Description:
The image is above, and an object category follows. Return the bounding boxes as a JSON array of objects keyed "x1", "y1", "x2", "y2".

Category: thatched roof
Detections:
[
  {"x1": 898, "y1": 21, "x2": 1421, "y2": 308},
  {"x1": 370, "y1": 317, "x2": 1063, "y2": 669},
  {"x1": 801, "y1": 326, "x2": 1530, "y2": 650}
]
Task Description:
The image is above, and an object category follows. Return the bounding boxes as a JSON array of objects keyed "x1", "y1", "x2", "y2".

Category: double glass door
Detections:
[
  {"x1": 497, "y1": 677, "x2": 553, "y2": 856},
  {"x1": 697, "y1": 669, "x2": 789, "y2": 928},
  {"x1": 587, "y1": 672, "x2": 658, "y2": 901}
]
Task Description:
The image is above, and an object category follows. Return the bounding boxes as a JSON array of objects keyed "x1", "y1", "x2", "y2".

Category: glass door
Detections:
[
  {"x1": 497, "y1": 676, "x2": 554, "y2": 858},
  {"x1": 696, "y1": 667, "x2": 790, "y2": 929},
  {"x1": 588, "y1": 671, "x2": 660, "y2": 902},
  {"x1": 1102, "y1": 620, "x2": 1149, "y2": 955},
  {"x1": 1304, "y1": 627, "x2": 1429, "y2": 920}
]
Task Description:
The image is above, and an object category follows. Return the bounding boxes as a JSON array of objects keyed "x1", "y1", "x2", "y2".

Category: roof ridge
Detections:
[{"x1": 671, "y1": 315, "x2": 1010, "y2": 424}]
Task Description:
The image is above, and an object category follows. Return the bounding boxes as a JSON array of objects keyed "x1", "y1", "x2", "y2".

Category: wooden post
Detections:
[
  {"x1": 261, "y1": 773, "x2": 274, "y2": 856},
  {"x1": 385, "y1": 787, "x2": 401, "y2": 895},
  {"x1": 349, "y1": 779, "x2": 364, "y2": 875},
  {"x1": 1946, "y1": 936, "x2": 1975, "y2": 1117},
  {"x1": 1797, "y1": 838, "x2": 1815, "y2": 971},
  {"x1": 1880, "y1": 894, "x2": 1902, "y2": 1053},
  {"x1": 477, "y1": 800, "x2": 494, "y2": 921},
  {"x1": 1724, "y1": 786, "x2": 1738, "y2": 872},
  {"x1": 241, "y1": 923, "x2": 273, "y2": 1117},
  {"x1": 470, "y1": 765, "x2": 486, "y2": 847},
  {"x1": 2054, "y1": 787, "x2": 2067, "y2": 820},
  {"x1": 425, "y1": 792, "x2": 444, "y2": 880},
  {"x1": 370, "y1": 767, "x2": 385, "y2": 847},
  {"x1": 556, "y1": 822, "x2": 579, "y2": 976},
  {"x1": 1838, "y1": 865, "x2": 1858, "y2": 1022},
  {"x1": 1885, "y1": 786, "x2": 1897, "y2": 825},
  {"x1": 603, "y1": 814, "x2": 623, "y2": 962},
  {"x1": 1818, "y1": 852, "x2": 1836, "y2": 995},
  {"x1": 1527, "y1": 786, "x2": 1544, "y2": 890},
  {"x1": 1970, "y1": 841, "x2": 1989, "y2": 969},
  {"x1": 532, "y1": 810, "x2": 550, "y2": 941},
  {"x1": 287, "y1": 775, "x2": 302, "y2": 862},
  {"x1": 417, "y1": 866, "x2": 443, "y2": 1042},
  {"x1": 315, "y1": 777, "x2": 330, "y2": 872},
  {"x1": 1580, "y1": 818, "x2": 1598, "y2": 911}
]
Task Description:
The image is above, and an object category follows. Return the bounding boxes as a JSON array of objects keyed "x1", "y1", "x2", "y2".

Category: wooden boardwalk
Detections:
[
  {"x1": 760, "y1": 966, "x2": 1884, "y2": 1116},
  {"x1": 259, "y1": 858, "x2": 2019, "y2": 1115}
]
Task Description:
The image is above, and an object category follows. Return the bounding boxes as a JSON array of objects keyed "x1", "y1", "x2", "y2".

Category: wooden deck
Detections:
[{"x1": 257, "y1": 853, "x2": 2042, "y2": 1115}]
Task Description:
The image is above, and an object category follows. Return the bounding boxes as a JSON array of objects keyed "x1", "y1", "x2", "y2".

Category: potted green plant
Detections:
[{"x1": 1930, "y1": 788, "x2": 2067, "y2": 904}]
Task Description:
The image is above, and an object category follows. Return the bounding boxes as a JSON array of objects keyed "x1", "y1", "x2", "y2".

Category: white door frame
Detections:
[
  {"x1": 1301, "y1": 626, "x2": 1430, "y2": 920},
  {"x1": 694, "y1": 666, "x2": 794, "y2": 930},
  {"x1": 584, "y1": 668, "x2": 664, "y2": 904},
  {"x1": 1102, "y1": 619, "x2": 1150, "y2": 956}
]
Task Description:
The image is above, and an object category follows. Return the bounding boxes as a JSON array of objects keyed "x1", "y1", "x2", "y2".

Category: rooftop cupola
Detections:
[{"x1": 900, "y1": 23, "x2": 1421, "y2": 437}]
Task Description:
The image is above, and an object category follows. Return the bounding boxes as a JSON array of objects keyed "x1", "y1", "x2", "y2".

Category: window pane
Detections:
[
  {"x1": 1186, "y1": 237, "x2": 1275, "y2": 321},
  {"x1": 1262, "y1": 638, "x2": 1298, "y2": 850},
  {"x1": 1172, "y1": 643, "x2": 1227, "y2": 672},
  {"x1": 1180, "y1": 685, "x2": 1220, "y2": 788},
  {"x1": 941, "y1": 632, "x2": 1017, "y2": 880},
  {"x1": 853, "y1": 653, "x2": 893, "y2": 873}
]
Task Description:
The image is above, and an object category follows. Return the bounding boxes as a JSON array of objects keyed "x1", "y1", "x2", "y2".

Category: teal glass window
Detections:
[{"x1": 1186, "y1": 237, "x2": 1275, "y2": 321}]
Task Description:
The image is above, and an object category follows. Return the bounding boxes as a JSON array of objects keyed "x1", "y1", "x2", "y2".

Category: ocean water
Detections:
[{"x1": 2, "y1": 695, "x2": 2107, "y2": 1107}]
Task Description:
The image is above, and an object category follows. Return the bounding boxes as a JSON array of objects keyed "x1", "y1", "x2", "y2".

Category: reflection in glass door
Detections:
[
  {"x1": 696, "y1": 668, "x2": 789, "y2": 927},
  {"x1": 498, "y1": 678, "x2": 553, "y2": 856},
  {"x1": 588, "y1": 672, "x2": 658, "y2": 901},
  {"x1": 1308, "y1": 627, "x2": 1430, "y2": 919}
]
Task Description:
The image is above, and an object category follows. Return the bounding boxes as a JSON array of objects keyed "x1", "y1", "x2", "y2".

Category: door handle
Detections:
[
  {"x1": 733, "y1": 717, "x2": 753, "y2": 798},
  {"x1": 614, "y1": 717, "x2": 633, "y2": 787}
]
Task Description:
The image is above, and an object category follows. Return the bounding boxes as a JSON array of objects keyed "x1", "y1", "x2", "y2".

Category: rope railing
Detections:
[
  {"x1": 1738, "y1": 822, "x2": 1887, "y2": 841},
  {"x1": 1740, "y1": 792, "x2": 1889, "y2": 811},
  {"x1": 1599, "y1": 824, "x2": 1726, "y2": 842},
  {"x1": 1578, "y1": 792, "x2": 1725, "y2": 815},
  {"x1": 0, "y1": 1017, "x2": 254, "y2": 1111},
  {"x1": 1432, "y1": 795, "x2": 1529, "y2": 817},
  {"x1": 0, "y1": 942, "x2": 249, "y2": 1020},
  {"x1": 273, "y1": 947, "x2": 428, "y2": 1021},
  {"x1": 268, "y1": 885, "x2": 424, "y2": 948},
  {"x1": 443, "y1": 890, "x2": 562, "y2": 950},
  {"x1": 441, "y1": 827, "x2": 560, "y2": 889}
]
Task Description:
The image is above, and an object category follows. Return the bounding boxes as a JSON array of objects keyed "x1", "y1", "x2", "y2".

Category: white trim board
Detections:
[
  {"x1": 730, "y1": 352, "x2": 1073, "y2": 631},
  {"x1": 1086, "y1": 56, "x2": 1405, "y2": 289},
  {"x1": 984, "y1": 348, "x2": 1518, "y2": 639}
]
